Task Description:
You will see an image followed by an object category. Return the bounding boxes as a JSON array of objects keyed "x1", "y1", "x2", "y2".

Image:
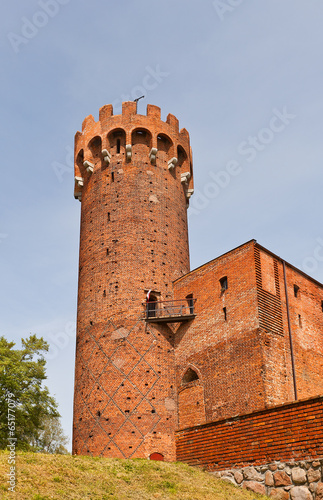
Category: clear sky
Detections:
[{"x1": 1, "y1": 0, "x2": 323, "y2": 450}]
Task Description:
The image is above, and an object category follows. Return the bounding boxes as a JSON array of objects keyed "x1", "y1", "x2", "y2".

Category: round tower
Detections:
[{"x1": 72, "y1": 101, "x2": 194, "y2": 460}]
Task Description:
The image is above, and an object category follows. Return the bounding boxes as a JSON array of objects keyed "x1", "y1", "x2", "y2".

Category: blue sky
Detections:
[{"x1": 1, "y1": 0, "x2": 323, "y2": 450}]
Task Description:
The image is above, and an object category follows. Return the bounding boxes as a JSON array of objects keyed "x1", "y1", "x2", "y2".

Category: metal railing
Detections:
[{"x1": 144, "y1": 299, "x2": 196, "y2": 321}]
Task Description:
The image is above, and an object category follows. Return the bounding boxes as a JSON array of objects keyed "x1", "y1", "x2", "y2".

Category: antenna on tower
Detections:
[{"x1": 134, "y1": 95, "x2": 145, "y2": 112}]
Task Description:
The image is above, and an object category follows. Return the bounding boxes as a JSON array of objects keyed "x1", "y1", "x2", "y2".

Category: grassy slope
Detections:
[{"x1": 0, "y1": 451, "x2": 269, "y2": 500}]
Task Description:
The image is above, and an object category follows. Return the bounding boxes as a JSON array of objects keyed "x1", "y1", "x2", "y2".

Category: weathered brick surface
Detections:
[
  {"x1": 173, "y1": 240, "x2": 323, "y2": 428},
  {"x1": 175, "y1": 395, "x2": 323, "y2": 470},
  {"x1": 72, "y1": 102, "x2": 323, "y2": 464},
  {"x1": 73, "y1": 102, "x2": 193, "y2": 459}
]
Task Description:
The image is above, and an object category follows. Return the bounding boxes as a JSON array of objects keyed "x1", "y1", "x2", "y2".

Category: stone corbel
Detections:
[
  {"x1": 126, "y1": 144, "x2": 132, "y2": 161},
  {"x1": 75, "y1": 176, "x2": 84, "y2": 187},
  {"x1": 102, "y1": 149, "x2": 111, "y2": 164},
  {"x1": 83, "y1": 161, "x2": 94, "y2": 173},
  {"x1": 168, "y1": 157, "x2": 178, "y2": 170},
  {"x1": 181, "y1": 172, "x2": 191, "y2": 184},
  {"x1": 149, "y1": 148, "x2": 158, "y2": 165}
]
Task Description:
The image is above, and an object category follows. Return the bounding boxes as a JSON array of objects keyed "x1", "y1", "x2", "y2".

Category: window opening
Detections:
[
  {"x1": 220, "y1": 276, "x2": 228, "y2": 292},
  {"x1": 294, "y1": 285, "x2": 299, "y2": 298},
  {"x1": 223, "y1": 307, "x2": 227, "y2": 321},
  {"x1": 111, "y1": 172, "x2": 114, "y2": 182},
  {"x1": 146, "y1": 292, "x2": 157, "y2": 318},
  {"x1": 108, "y1": 212, "x2": 110, "y2": 222},
  {"x1": 298, "y1": 314, "x2": 302, "y2": 327},
  {"x1": 117, "y1": 139, "x2": 121, "y2": 153},
  {"x1": 186, "y1": 294, "x2": 194, "y2": 314},
  {"x1": 182, "y1": 368, "x2": 199, "y2": 384}
]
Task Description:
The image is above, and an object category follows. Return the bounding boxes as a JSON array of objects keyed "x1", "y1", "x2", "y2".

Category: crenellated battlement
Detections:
[{"x1": 74, "y1": 102, "x2": 193, "y2": 202}]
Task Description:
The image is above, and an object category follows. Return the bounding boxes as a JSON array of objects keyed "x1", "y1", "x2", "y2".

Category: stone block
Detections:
[
  {"x1": 265, "y1": 470, "x2": 274, "y2": 486},
  {"x1": 290, "y1": 486, "x2": 313, "y2": 500},
  {"x1": 274, "y1": 471, "x2": 292, "y2": 487},
  {"x1": 243, "y1": 481, "x2": 266, "y2": 495},
  {"x1": 307, "y1": 468, "x2": 321, "y2": 483},
  {"x1": 269, "y1": 489, "x2": 289, "y2": 500},
  {"x1": 243, "y1": 466, "x2": 264, "y2": 482},
  {"x1": 292, "y1": 467, "x2": 307, "y2": 485},
  {"x1": 316, "y1": 482, "x2": 323, "y2": 500}
]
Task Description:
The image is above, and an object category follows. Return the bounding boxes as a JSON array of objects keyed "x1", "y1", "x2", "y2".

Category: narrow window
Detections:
[
  {"x1": 298, "y1": 314, "x2": 302, "y2": 327},
  {"x1": 186, "y1": 294, "x2": 194, "y2": 314},
  {"x1": 111, "y1": 171, "x2": 114, "y2": 182},
  {"x1": 223, "y1": 307, "x2": 227, "y2": 321},
  {"x1": 106, "y1": 248, "x2": 109, "y2": 256},
  {"x1": 220, "y1": 276, "x2": 228, "y2": 292},
  {"x1": 117, "y1": 138, "x2": 121, "y2": 153},
  {"x1": 294, "y1": 285, "x2": 299, "y2": 298},
  {"x1": 108, "y1": 212, "x2": 110, "y2": 222}
]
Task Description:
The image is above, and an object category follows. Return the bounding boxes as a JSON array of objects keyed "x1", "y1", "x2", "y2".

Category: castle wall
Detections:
[
  {"x1": 173, "y1": 241, "x2": 266, "y2": 424},
  {"x1": 175, "y1": 395, "x2": 323, "y2": 471}
]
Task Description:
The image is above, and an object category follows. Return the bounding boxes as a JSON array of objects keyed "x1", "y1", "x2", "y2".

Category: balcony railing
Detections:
[{"x1": 144, "y1": 299, "x2": 196, "y2": 323}]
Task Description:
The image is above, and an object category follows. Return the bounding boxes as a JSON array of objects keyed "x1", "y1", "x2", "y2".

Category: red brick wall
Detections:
[
  {"x1": 173, "y1": 241, "x2": 267, "y2": 425},
  {"x1": 73, "y1": 102, "x2": 193, "y2": 460},
  {"x1": 176, "y1": 395, "x2": 323, "y2": 470},
  {"x1": 173, "y1": 241, "x2": 323, "y2": 429}
]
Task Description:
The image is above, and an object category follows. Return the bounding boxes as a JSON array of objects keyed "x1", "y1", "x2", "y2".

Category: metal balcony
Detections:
[{"x1": 144, "y1": 299, "x2": 196, "y2": 323}]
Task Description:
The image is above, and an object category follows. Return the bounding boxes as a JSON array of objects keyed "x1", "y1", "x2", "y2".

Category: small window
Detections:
[
  {"x1": 182, "y1": 368, "x2": 199, "y2": 384},
  {"x1": 117, "y1": 139, "x2": 121, "y2": 154},
  {"x1": 186, "y1": 294, "x2": 194, "y2": 314},
  {"x1": 111, "y1": 172, "x2": 114, "y2": 182},
  {"x1": 223, "y1": 307, "x2": 227, "y2": 321},
  {"x1": 107, "y1": 212, "x2": 110, "y2": 222},
  {"x1": 298, "y1": 314, "x2": 302, "y2": 328},
  {"x1": 220, "y1": 276, "x2": 228, "y2": 292},
  {"x1": 294, "y1": 285, "x2": 299, "y2": 298}
]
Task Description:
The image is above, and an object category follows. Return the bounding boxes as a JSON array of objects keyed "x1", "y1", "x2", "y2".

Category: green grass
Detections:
[{"x1": 0, "y1": 451, "x2": 269, "y2": 499}]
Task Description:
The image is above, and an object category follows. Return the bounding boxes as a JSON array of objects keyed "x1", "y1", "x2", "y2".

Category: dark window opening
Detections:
[
  {"x1": 182, "y1": 368, "x2": 199, "y2": 384},
  {"x1": 294, "y1": 285, "x2": 299, "y2": 298},
  {"x1": 111, "y1": 172, "x2": 114, "y2": 182},
  {"x1": 97, "y1": 410, "x2": 101, "y2": 417},
  {"x1": 106, "y1": 249, "x2": 109, "y2": 256},
  {"x1": 186, "y1": 294, "x2": 194, "y2": 314},
  {"x1": 146, "y1": 293, "x2": 157, "y2": 318},
  {"x1": 117, "y1": 139, "x2": 121, "y2": 153},
  {"x1": 220, "y1": 276, "x2": 228, "y2": 292},
  {"x1": 223, "y1": 307, "x2": 227, "y2": 321},
  {"x1": 298, "y1": 314, "x2": 302, "y2": 327},
  {"x1": 108, "y1": 212, "x2": 110, "y2": 221}
]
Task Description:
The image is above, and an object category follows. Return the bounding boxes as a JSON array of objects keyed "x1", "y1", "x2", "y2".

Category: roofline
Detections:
[
  {"x1": 255, "y1": 242, "x2": 323, "y2": 289},
  {"x1": 174, "y1": 239, "x2": 323, "y2": 289},
  {"x1": 174, "y1": 239, "x2": 256, "y2": 284}
]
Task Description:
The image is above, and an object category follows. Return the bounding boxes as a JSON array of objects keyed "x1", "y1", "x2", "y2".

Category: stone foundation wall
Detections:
[{"x1": 212, "y1": 458, "x2": 323, "y2": 499}]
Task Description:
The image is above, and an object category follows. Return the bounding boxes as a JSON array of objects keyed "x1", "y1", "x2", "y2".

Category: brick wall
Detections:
[
  {"x1": 73, "y1": 102, "x2": 193, "y2": 460},
  {"x1": 176, "y1": 395, "x2": 323, "y2": 470}
]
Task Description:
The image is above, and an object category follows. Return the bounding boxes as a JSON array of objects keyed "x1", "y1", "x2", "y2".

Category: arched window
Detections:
[
  {"x1": 149, "y1": 452, "x2": 164, "y2": 461},
  {"x1": 88, "y1": 136, "x2": 102, "y2": 160},
  {"x1": 182, "y1": 368, "x2": 199, "y2": 384}
]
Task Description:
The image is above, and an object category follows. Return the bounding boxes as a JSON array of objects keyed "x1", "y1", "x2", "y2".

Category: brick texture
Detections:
[
  {"x1": 72, "y1": 102, "x2": 193, "y2": 459},
  {"x1": 175, "y1": 395, "x2": 323, "y2": 470}
]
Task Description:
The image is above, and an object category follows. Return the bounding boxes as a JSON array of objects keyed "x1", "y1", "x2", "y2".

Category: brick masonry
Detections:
[
  {"x1": 72, "y1": 102, "x2": 323, "y2": 465},
  {"x1": 73, "y1": 102, "x2": 193, "y2": 459},
  {"x1": 175, "y1": 395, "x2": 323, "y2": 470}
]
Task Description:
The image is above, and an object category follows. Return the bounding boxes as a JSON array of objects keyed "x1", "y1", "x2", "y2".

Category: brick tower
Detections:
[{"x1": 72, "y1": 102, "x2": 194, "y2": 460}]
